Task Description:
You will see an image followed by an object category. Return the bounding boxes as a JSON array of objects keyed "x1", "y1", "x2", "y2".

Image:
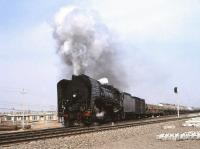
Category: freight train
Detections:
[{"x1": 57, "y1": 74, "x2": 194, "y2": 127}]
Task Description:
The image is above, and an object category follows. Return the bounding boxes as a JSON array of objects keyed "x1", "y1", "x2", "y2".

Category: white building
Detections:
[{"x1": 0, "y1": 111, "x2": 58, "y2": 125}]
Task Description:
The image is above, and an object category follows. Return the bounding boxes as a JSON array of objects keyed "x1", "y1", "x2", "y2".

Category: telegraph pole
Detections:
[
  {"x1": 174, "y1": 87, "x2": 179, "y2": 118},
  {"x1": 20, "y1": 89, "x2": 27, "y2": 129}
]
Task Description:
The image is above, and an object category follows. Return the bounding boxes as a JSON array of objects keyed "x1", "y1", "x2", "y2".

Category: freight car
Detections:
[
  {"x1": 145, "y1": 104, "x2": 165, "y2": 117},
  {"x1": 57, "y1": 74, "x2": 145, "y2": 127}
]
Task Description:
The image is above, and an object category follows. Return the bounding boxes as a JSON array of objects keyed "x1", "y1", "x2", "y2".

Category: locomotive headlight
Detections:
[
  {"x1": 72, "y1": 94, "x2": 77, "y2": 98},
  {"x1": 62, "y1": 105, "x2": 65, "y2": 109}
]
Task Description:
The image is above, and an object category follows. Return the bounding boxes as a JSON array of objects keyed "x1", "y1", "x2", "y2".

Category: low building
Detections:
[{"x1": 0, "y1": 111, "x2": 58, "y2": 126}]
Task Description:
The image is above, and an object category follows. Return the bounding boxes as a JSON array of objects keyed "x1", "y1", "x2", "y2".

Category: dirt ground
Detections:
[
  {"x1": 91, "y1": 119, "x2": 200, "y2": 149},
  {"x1": 30, "y1": 121, "x2": 61, "y2": 130},
  {"x1": 0, "y1": 121, "x2": 61, "y2": 134}
]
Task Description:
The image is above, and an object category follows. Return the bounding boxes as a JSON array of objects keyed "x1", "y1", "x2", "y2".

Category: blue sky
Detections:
[{"x1": 0, "y1": 0, "x2": 200, "y2": 111}]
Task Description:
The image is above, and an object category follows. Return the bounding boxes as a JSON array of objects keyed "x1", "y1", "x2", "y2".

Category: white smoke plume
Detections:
[{"x1": 53, "y1": 6, "x2": 127, "y2": 89}]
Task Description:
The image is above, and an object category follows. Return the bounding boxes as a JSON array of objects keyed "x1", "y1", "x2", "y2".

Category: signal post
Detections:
[{"x1": 174, "y1": 87, "x2": 179, "y2": 118}]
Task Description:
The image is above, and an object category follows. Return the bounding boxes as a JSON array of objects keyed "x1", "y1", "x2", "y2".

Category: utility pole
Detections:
[
  {"x1": 174, "y1": 87, "x2": 179, "y2": 118},
  {"x1": 20, "y1": 89, "x2": 27, "y2": 129},
  {"x1": 12, "y1": 108, "x2": 15, "y2": 125}
]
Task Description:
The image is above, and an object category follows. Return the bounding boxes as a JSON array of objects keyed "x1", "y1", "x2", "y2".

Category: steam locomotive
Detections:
[
  {"x1": 57, "y1": 74, "x2": 145, "y2": 127},
  {"x1": 57, "y1": 74, "x2": 196, "y2": 127}
]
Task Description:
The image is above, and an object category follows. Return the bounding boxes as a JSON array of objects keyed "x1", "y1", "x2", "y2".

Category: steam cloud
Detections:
[{"x1": 53, "y1": 6, "x2": 127, "y2": 89}]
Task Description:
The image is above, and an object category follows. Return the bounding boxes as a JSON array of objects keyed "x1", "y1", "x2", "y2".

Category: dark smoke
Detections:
[{"x1": 53, "y1": 6, "x2": 127, "y2": 89}]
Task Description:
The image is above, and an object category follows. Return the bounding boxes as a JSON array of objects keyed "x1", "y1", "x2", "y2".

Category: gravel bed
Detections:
[{"x1": 1, "y1": 118, "x2": 200, "y2": 149}]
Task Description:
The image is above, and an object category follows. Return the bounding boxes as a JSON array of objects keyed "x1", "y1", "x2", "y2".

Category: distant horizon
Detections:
[{"x1": 0, "y1": 109, "x2": 57, "y2": 113}]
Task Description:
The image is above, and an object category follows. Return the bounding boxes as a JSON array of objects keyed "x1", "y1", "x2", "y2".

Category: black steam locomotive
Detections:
[{"x1": 57, "y1": 74, "x2": 145, "y2": 127}]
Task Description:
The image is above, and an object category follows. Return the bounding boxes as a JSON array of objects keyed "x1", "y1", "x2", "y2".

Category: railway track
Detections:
[{"x1": 0, "y1": 113, "x2": 199, "y2": 146}]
